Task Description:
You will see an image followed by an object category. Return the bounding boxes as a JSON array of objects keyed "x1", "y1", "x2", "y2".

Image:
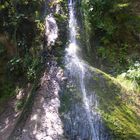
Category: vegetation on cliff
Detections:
[
  {"x1": 0, "y1": 0, "x2": 46, "y2": 109},
  {"x1": 81, "y1": 0, "x2": 140, "y2": 139},
  {"x1": 88, "y1": 66, "x2": 140, "y2": 140},
  {"x1": 0, "y1": 0, "x2": 67, "y2": 110},
  {"x1": 82, "y1": 0, "x2": 140, "y2": 74}
]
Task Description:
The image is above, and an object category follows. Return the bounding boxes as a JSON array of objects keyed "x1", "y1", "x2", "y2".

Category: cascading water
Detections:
[
  {"x1": 63, "y1": 0, "x2": 110, "y2": 140},
  {"x1": 66, "y1": 0, "x2": 95, "y2": 139}
]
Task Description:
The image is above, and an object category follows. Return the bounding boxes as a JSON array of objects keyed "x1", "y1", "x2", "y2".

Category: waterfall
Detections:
[
  {"x1": 62, "y1": 1, "x2": 111, "y2": 140},
  {"x1": 65, "y1": 0, "x2": 99, "y2": 139}
]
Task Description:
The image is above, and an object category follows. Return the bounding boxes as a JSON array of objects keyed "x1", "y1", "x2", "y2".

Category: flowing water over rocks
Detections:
[
  {"x1": 61, "y1": 0, "x2": 110, "y2": 140},
  {"x1": 1, "y1": 1, "x2": 112, "y2": 140}
]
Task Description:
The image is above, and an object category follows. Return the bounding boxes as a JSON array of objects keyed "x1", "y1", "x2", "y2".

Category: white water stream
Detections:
[{"x1": 65, "y1": 0, "x2": 97, "y2": 139}]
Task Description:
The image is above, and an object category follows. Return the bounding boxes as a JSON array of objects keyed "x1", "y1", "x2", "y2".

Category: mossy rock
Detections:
[
  {"x1": 60, "y1": 81, "x2": 83, "y2": 114},
  {"x1": 87, "y1": 66, "x2": 140, "y2": 140}
]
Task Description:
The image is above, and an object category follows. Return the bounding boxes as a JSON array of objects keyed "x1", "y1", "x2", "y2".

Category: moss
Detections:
[
  {"x1": 117, "y1": 3, "x2": 130, "y2": 8},
  {"x1": 60, "y1": 83, "x2": 83, "y2": 114},
  {"x1": 88, "y1": 66, "x2": 140, "y2": 140},
  {"x1": 54, "y1": 13, "x2": 67, "y2": 22},
  {"x1": 59, "y1": 90, "x2": 72, "y2": 113}
]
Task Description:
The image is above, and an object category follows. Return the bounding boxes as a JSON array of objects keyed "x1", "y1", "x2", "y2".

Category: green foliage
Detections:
[
  {"x1": 125, "y1": 62, "x2": 140, "y2": 83},
  {"x1": 118, "y1": 61, "x2": 140, "y2": 89},
  {"x1": 88, "y1": 66, "x2": 140, "y2": 140},
  {"x1": 26, "y1": 57, "x2": 40, "y2": 81},
  {"x1": 0, "y1": 0, "x2": 44, "y2": 51},
  {"x1": 82, "y1": 0, "x2": 140, "y2": 74},
  {"x1": 7, "y1": 55, "x2": 41, "y2": 82},
  {"x1": 54, "y1": 13, "x2": 67, "y2": 22},
  {"x1": 7, "y1": 57, "x2": 23, "y2": 76},
  {"x1": 0, "y1": 0, "x2": 44, "y2": 80}
]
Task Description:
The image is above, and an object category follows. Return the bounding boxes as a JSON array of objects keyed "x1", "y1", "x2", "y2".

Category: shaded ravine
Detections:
[{"x1": 61, "y1": 0, "x2": 110, "y2": 140}]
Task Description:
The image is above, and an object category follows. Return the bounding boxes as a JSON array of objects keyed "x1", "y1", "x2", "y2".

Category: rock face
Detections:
[
  {"x1": 60, "y1": 68, "x2": 111, "y2": 140},
  {"x1": 45, "y1": 14, "x2": 58, "y2": 48},
  {"x1": 87, "y1": 66, "x2": 140, "y2": 140},
  {"x1": 0, "y1": 99, "x2": 20, "y2": 140},
  {"x1": 9, "y1": 61, "x2": 66, "y2": 140}
]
